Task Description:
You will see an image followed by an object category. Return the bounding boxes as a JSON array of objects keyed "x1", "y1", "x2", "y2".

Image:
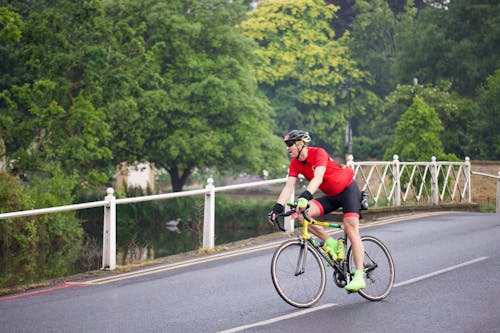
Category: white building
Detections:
[{"x1": 116, "y1": 162, "x2": 155, "y2": 191}]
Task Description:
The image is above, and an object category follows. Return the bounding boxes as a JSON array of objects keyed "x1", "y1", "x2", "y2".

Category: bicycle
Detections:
[{"x1": 270, "y1": 202, "x2": 395, "y2": 308}]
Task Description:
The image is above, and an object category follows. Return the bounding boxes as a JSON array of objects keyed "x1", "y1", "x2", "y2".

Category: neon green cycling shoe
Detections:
[{"x1": 345, "y1": 269, "x2": 366, "y2": 291}]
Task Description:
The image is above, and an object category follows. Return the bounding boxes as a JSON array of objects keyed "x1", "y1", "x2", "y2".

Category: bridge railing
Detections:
[
  {"x1": 0, "y1": 156, "x2": 473, "y2": 270},
  {"x1": 349, "y1": 155, "x2": 472, "y2": 207}
]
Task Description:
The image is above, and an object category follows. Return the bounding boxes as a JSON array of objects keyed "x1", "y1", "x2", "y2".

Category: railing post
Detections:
[
  {"x1": 102, "y1": 187, "x2": 116, "y2": 270},
  {"x1": 393, "y1": 155, "x2": 401, "y2": 206},
  {"x1": 203, "y1": 178, "x2": 215, "y2": 249},
  {"x1": 347, "y1": 154, "x2": 354, "y2": 170},
  {"x1": 497, "y1": 171, "x2": 500, "y2": 214},
  {"x1": 464, "y1": 157, "x2": 471, "y2": 203},
  {"x1": 431, "y1": 156, "x2": 439, "y2": 205}
]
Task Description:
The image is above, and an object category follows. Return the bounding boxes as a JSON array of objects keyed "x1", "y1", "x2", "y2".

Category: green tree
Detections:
[
  {"x1": 470, "y1": 70, "x2": 500, "y2": 159},
  {"x1": 0, "y1": 0, "x2": 113, "y2": 185},
  {"x1": 241, "y1": 0, "x2": 371, "y2": 154},
  {"x1": 0, "y1": 6, "x2": 24, "y2": 90},
  {"x1": 107, "y1": 0, "x2": 285, "y2": 191},
  {"x1": 325, "y1": 0, "x2": 426, "y2": 39},
  {"x1": 348, "y1": 0, "x2": 398, "y2": 98},
  {"x1": 382, "y1": 82, "x2": 475, "y2": 159},
  {"x1": 0, "y1": 80, "x2": 112, "y2": 184},
  {"x1": 393, "y1": 0, "x2": 499, "y2": 97},
  {"x1": 384, "y1": 97, "x2": 452, "y2": 161},
  {"x1": 0, "y1": 6, "x2": 24, "y2": 162},
  {"x1": 0, "y1": 6, "x2": 22, "y2": 44}
]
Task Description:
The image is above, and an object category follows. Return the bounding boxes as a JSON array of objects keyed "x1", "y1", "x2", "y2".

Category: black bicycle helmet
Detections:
[{"x1": 284, "y1": 130, "x2": 311, "y2": 143}]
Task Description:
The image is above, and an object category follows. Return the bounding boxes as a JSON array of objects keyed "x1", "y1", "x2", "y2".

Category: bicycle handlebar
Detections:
[
  {"x1": 271, "y1": 209, "x2": 292, "y2": 232},
  {"x1": 272, "y1": 202, "x2": 311, "y2": 232},
  {"x1": 271, "y1": 201, "x2": 342, "y2": 232},
  {"x1": 286, "y1": 201, "x2": 313, "y2": 220}
]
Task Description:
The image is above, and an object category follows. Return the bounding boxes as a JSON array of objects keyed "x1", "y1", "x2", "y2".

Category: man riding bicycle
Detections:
[{"x1": 268, "y1": 130, "x2": 366, "y2": 291}]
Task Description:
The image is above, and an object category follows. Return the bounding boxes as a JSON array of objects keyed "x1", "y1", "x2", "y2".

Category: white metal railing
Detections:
[
  {"x1": 0, "y1": 156, "x2": 474, "y2": 270},
  {"x1": 0, "y1": 177, "x2": 289, "y2": 270},
  {"x1": 348, "y1": 155, "x2": 471, "y2": 207}
]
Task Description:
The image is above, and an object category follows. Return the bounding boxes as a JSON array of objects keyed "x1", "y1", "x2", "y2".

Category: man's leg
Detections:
[{"x1": 344, "y1": 215, "x2": 366, "y2": 291}]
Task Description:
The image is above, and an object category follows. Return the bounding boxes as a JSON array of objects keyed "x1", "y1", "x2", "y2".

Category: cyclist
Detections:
[{"x1": 268, "y1": 130, "x2": 366, "y2": 291}]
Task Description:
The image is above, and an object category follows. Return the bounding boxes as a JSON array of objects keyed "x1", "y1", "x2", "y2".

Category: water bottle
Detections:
[{"x1": 361, "y1": 190, "x2": 369, "y2": 210}]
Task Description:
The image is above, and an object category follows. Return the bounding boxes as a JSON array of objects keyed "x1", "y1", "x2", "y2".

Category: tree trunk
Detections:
[{"x1": 168, "y1": 162, "x2": 193, "y2": 192}]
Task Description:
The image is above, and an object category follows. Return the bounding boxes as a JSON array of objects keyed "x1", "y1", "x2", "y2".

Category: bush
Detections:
[{"x1": 0, "y1": 170, "x2": 83, "y2": 288}]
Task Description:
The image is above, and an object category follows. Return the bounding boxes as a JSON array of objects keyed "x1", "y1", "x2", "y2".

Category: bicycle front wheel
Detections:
[
  {"x1": 271, "y1": 239, "x2": 326, "y2": 308},
  {"x1": 347, "y1": 235, "x2": 395, "y2": 301}
]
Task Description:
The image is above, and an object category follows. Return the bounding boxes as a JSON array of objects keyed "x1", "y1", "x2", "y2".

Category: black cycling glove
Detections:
[
  {"x1": 268, "y1": 203, "x2": 284, "y2": 223},
  {"x1": 271, "y1": 203, "x2": 284, "y2": 215}
]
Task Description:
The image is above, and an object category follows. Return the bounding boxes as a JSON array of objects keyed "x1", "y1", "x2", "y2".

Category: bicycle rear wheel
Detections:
[
  {"x1": 271, "y1": 239, "x2": 326, "y2": 308},
  {"x1": 347, "y1": 235, "x2": 395, "y2": 301}
]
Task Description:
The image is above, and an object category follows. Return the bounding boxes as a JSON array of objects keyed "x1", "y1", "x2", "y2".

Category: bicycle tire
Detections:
[
  {"x1": 271, "y1": 239, "x2": 326, "y2": 308},
  {"x1": 347, "y1": 235, "x2": 395, "y2": 301}
]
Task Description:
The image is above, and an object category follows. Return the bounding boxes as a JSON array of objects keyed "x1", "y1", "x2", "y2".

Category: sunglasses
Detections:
[{"x1": 285, "y1": 140, "x2": 295, "y2": 147}]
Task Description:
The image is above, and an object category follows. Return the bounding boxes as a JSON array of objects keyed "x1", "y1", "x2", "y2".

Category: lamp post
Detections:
[{"x1": 343, "y1": 80, "x2": 353, "y2": 160}]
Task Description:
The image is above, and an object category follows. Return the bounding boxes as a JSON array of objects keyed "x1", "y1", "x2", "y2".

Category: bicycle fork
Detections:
[
  {"x1": 295, "y1": 238, "x2": 325, "y2": 276},
  {"x1": 294, "y1": 251, "x2": 306, "y2": 276},
  {"x1": 294, "y1": 239, "x2": 309, "y2": 276}
]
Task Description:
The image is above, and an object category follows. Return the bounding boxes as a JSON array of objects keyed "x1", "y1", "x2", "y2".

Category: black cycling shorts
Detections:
[{"x1": 311, "y1": 181, "x2": 361, "y2": 217}]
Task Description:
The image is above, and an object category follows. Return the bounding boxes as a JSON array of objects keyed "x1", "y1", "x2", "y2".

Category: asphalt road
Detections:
[{"x1": 1, "y1": 212, "x2": 499, "y2": 333}]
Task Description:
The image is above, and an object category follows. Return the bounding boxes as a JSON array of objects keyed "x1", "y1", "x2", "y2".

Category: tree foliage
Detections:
[
  {"x1": 0, "y1": 82, "x2": 112, "y2": 182},
  {"x1": 392, "y1": 0, "x2": 500, "y2": 97},
  {"x1": 343, "y1": 0, "x2": 399, "y2": 159},
  {"x1": 0, "y1": 0, "x2": 113, "y2": 185},
  {"x1": 106, "y1": 0, "x2": 284, "y2": 191},
  {"x1": 1, "y1": 0, "x2": 497, "y2": 186},
  {"x1": 240, "y1": 0, "x2": 372, "y2": 154},
  {"x1": 0, "y1": 0, "x2": 285, "y2": 192},
  {"x1": 471, "y1": 70, "x2": 500, "y2": 159},
  {"x1": 380, "y1": 81, "x2": 475, "y2": 160},
  {"x1": 325, "y1": 0, "x2": 426, "y2": 40},
  {"x1": 0, "y1": 6, "x2": 23, "y2": 44},
  {"x1": 340, "y1": 0, "x2": 499, "y2": 161},
  {"x1": 348, "y1": 0, "x2": 398, "y2": 98},
  {"x1": 384, "y1": 97, "x2": 450, "y2": 161}
]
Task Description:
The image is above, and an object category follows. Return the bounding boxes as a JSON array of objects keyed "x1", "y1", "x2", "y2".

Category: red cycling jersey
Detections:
[{"x1": 288, "y1": 147, "x2": 354, "y2": 197}]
